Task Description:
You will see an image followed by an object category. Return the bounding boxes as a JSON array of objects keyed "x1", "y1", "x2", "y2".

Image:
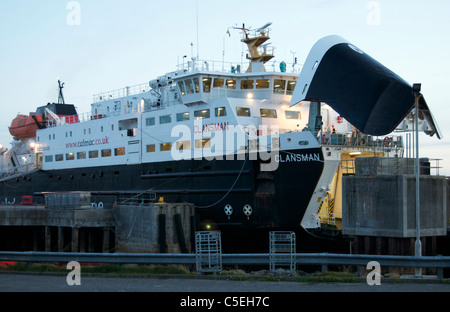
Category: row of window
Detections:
[
  {"x1": 178, "y1": 77, "x2": 296, "y2": 95},
  {"x1": 146, "y1": 108, "x2": 300, "y2": 126},
  {"x1": 45, "y1": 147, "x2": 126, "y2": 163},
  {"x1": 45, "y1": 138, "x2": 221, "y2": 163},
  {"x1": 42, "y1": 105, "x2": 300, "y2": 142},
  {"x1": 42, "y1": 108, "x2": 300, "y2": 145},
  {"x1": 147, "y1": 139, "x2": 211, "y2": 153}
]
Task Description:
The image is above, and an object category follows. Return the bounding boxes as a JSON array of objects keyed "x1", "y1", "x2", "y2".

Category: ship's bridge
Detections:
[{"x1": 173, "y1": 71, "x2": 298, "y2": 106}]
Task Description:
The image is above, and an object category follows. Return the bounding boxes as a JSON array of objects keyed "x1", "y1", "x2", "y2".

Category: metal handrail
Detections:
[
  {"x1": 0, "y1": 163, "x2": 38, "y2": 182},
  {"x1": 341, "y1": 157, "x2": 443, "y2": 176},
  {"x1": 93, "y1": 82, "x2": 152, "y2": 103},
  {"x1": 176, "y1": 58, "x2": 301, "y2": 75}
]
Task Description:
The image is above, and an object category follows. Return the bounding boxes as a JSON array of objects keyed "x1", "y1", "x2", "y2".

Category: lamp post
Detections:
[{"x1": 412, "y1": 83, "x2": 422, "y2": 277}]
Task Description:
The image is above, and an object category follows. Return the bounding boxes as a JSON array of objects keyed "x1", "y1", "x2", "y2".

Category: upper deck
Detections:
[
  {"x1": 81, "y1": 68, "x2": 300, "y2": 128},
  {"x1": 91, "y1": 60, "x2": 299, "y2": 104}
]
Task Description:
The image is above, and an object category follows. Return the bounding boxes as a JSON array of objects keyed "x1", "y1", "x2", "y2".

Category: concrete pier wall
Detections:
[
  {"x1": 113, "y1": 203, "x2": 195, "y2": 253},
  {"x1": 0, "y1": 192, "x2": 196, "y2": 254},
  {"x1": 342, "y1": 174, "x2": 447, "y2": 238},
  {"x1": 343, "y1": 157, "x2": 447, "y2": 241}
]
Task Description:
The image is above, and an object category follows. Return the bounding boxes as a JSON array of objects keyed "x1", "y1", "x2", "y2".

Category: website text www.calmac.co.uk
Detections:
[{"x1": 65, "y1": 136, "x2": 110, "y2": 149}]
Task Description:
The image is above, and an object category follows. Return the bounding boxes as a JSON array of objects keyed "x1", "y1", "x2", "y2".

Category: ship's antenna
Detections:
[
  {"x1": 57, "y1": 78, "x2": 65, "y2": 105},
  {"x1": 290, "y1": 50, "x2": 298, "y2": 71},
  {"x1": 196, "y1": 0, "x2": 199, "y2": 61}
]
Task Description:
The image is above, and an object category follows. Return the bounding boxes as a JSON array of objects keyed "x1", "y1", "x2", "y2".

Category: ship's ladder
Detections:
[{"x1": 318, "y1": 193, "x2": 336, "y2": 225}]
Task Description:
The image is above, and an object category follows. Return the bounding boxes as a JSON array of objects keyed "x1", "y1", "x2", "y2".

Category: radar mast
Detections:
[{"x1": 235, "y1": 23, "x2": 275, "y2": 72}]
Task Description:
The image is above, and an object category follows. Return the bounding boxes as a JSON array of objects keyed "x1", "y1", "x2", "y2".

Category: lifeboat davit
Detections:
[{"x1": 9, "y1": 114, "x2": 43, "y2": 141}]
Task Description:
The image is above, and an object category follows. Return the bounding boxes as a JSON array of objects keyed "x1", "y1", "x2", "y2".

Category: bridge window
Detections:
[
  {"x1": 202, "y1": 78, "x2": 212, "y2": 93},
  {"x1": 256, "y1": 79, "x2": 270, "y2": 89},
  {"x1": 178, "y1": 81, "x2": 186, "y2": 96},
  {"x1": 226, "y1": 79, "x2": 236, "y2": 89},
  {"x1": 184, "y1": 79, "x2": 195, "y2": 94},
  {"x1": 274, "y1": 79, "x2": 286, "y2": 94},
  {"x1": 240, "y1": 80, "x2": 254, "y2": 90},
  {"x1": 213, "y1": 78, "x2": 224, "y2": 88},
  {"x1": 193, "y1": 78, "x2": 200, "y2": 93},
  {"x1": 286, "y1": 80, "x2": 297, "y2": 95}
]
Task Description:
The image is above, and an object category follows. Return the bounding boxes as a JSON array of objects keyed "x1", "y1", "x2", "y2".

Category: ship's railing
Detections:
[
  {"x1": 340, "y1": 157, "x2": 443, "y2": 176},
  {"x1": 321, "y1": 132, "x2": 404, "y2": 149},
  {"x1": 321, "y1": 133, "x2": 405, "y2": 158},
  {"x1": 176, "y1": 58, "x2": 302, "y2": 75},
  {"x1": 92, "y1": 82, "x2": 152, "y2": 103},
  {"x1": 0, "y1": 162, "x2": 38, "y2": 182},
  {"x1": 45, "y1": 110, "x2": 121, "y2": 128}
]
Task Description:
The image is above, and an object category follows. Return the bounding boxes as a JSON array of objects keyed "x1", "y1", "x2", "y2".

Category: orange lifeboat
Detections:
[{"x1": 9, "y1": 114, "x2": 43, "y2": 141}]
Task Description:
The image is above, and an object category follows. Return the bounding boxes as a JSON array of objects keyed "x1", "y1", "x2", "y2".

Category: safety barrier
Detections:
[{"x1": 1, "y1": 251, "x2": 450, "y2": 277}]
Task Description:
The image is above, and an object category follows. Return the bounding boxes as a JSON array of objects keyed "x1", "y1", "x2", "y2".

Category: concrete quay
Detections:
[{"x1": 0, "y1": 199, "x2": 194, "y2": 254}]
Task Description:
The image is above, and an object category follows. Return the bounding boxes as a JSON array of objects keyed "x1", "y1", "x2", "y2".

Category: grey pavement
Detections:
[
  {"x1": 1, "y1": 272, "x2": 447, "y2": 311},
  {"x1": 1, "y1": 272, "x2": 450, "y2": 292}
]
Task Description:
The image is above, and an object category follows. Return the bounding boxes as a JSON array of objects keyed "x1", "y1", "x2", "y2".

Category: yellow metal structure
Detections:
[
  {"x1": 237, "y1": 25, "x2": 274, "y2": 72},
  {"x1": 317, "y1": 150, "x2": 384, "y2": 227}
]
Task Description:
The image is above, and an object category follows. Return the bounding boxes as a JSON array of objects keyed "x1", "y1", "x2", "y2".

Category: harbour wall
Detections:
[
  {"x1": 0, "y1": 195, "x2": 195, "y2": 254},
  {"x1": 342, "y1": 157, "x2": 448, "y2": 257}
]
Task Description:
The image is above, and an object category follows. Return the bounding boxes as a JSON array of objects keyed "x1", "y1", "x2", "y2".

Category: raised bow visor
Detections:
[{"x1": 290, "y1": 35, "x2": 442, "y2": 139}]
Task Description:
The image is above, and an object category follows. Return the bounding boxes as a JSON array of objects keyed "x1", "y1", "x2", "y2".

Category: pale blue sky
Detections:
[{"x1": 1, "y1": 0, "x2": 449, "y2": 175}]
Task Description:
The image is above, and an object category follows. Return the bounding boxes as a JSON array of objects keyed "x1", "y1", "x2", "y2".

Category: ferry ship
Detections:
[{"x1": 0, "y1": 24, "x2": 441, "y2": 241}]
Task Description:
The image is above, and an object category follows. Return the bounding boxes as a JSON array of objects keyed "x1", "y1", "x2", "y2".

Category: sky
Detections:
[{"x1": 0, "y1": 0, "x2": 449, "y2": 176}]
